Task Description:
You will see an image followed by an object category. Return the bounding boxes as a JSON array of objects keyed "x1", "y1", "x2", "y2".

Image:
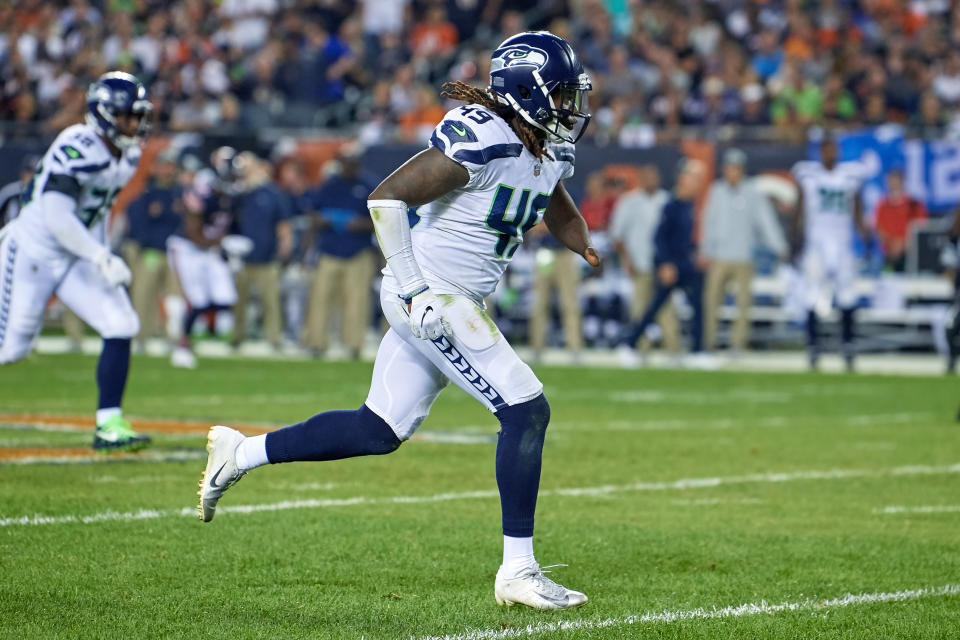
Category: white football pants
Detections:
[
  {"x1": 365, "y1": 288, "x2": 543, "y2": 440},
  {"x1": 0, "y1": 226, "x2": 139, "y2": 364}
]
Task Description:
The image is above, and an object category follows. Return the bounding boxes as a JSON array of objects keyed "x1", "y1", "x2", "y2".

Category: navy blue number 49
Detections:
[{"x1": 485, "y1": 184, "x2": 551, "y2": 258}]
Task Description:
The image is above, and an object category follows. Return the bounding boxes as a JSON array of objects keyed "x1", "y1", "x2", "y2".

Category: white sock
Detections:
[
  {"x1": 96, "y1": 407, "x2": 122, "y2": 426},
  {"x1": 500, "y1": 535, "x2": 536, "y2": 578},
  {"x1": 235, "y1": 434, "x2": 269, "y2": 471}
]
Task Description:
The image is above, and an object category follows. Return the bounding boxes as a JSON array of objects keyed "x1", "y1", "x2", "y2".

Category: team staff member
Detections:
[
  {"x1": 302, "y1": 151, "x2": 377, "y2": 360},
  {"x1": 620, "y1": 159, "x2": 709, "y2": 364},
  {"x1": 125, "y1": 150, "x2": 183, "y2": 348},
  {"x1": 609, "y1": 165, "x2": 678, "y2": 358},
  {"x1": 701, "y1": 148, "x2": 787, "y2": 353},
  {"x1": 231, "y1": 155, "x2": 293, "y2": 350}
]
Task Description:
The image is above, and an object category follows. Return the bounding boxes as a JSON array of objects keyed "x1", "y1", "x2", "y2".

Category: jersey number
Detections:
[
  {"x1": 817, "y1": 187, "x2": 849, "y2": 213},
  {"x1": 485, "y1": 184, "x2": 551, "y2": 258},
  {"x1": 458, "y1": 106, "x2": 492, "y2": 124},
  {"x1": 80, "y1": 187, "x2": 119, "y2": 227}
]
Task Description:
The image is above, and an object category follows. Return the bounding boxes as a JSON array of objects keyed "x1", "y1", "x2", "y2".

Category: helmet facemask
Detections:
[
  {"x1": 86, "y1": 80, "x2": 153, "y2": 150},
  {"x1": 502, "y1": 70, "x2": 592, "y2": 145}
]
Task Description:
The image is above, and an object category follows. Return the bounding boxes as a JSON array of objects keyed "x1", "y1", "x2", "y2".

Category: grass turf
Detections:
[{"x1": 0, "y1": 353, "x2": 958, "y2": 639}]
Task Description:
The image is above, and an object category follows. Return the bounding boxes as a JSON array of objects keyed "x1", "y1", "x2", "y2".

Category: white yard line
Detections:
[
  {"x1": 1, "y1": 450, "x2": 207, "y2": 466},
  {"x1": 875, "y1": 505, "x2": 960, "y2": 515},
  {"x1": 2, "y1": 461, "x2": 958, "y2": 528},
  {"x1": 581, "y1": 411, "x2": 932, "y2": 433},
  {"x1": 406, "y1": 584, "x2": 960, "y2": 640}
]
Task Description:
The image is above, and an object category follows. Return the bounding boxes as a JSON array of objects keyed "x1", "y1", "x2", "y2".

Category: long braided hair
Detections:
[{"x1": 440, "y1": 81, "x2": 552, "y2": 161}]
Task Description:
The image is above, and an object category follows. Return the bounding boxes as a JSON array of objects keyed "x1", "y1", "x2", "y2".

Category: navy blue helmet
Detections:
[
  {"x1": 85, "y1": 71, "x2": 152, "y2": 149},
  {"x1": 489, "y1": 31, "x2": 592, "y2": 144}
]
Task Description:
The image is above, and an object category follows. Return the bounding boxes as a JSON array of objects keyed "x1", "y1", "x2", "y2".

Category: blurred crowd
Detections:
[
  {"x1": 7, "y1": 0, "x2": 960, "y2": 145},
  {"x1": 1, "y1": 140, "x2": 947, "y2": 365}
]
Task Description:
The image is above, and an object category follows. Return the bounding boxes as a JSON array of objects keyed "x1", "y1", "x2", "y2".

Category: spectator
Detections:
[
  {"x1": 125, "y1": 150, "x2": 184, "y2": 349},
  {"x1": 770, "y1": 61, "x2": 823, "y2": 129},
  {"x1": 701, "y1": 148, "x2": 788, "y2": 354},
  {"x1": 410, "y1": 3, "x2": 458, "y2": 60},
  {"x1": 619, "y1": 159, "x2": 711, "y2": 367},
  {"x1": 739, "y1": 83, "x2": 771, "y2": 126},
  {"x1": 874, "y1": 168, "x2": 927, "y2": 271},
  {"x1": 609, "y1": 165, "x2": 679, "y2": 355},
  {"x1": 908, "y1": 91, "x2": 947, "y2": 139},
  {"x1": 751, "y1": 28, "x2": 784, "y2": 80},
  {"x1": 232, "y1": 154, "x2": 293, "y2": 349},
  {"x1": 302, "y1": 150, "x2": 377, "y2": 360}
]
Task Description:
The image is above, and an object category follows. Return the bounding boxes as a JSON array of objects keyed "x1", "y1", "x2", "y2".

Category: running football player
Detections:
[
  {"x1": 0, "y1": 71, "x2": 151, "y2": 450},
  {"x1": 198, "y1": 32, "x2": 599, "y2": 610},
  {"x1": 167, "y1": 147, "x2": 241, "y2": 369},
  {"x1": 792, "y1": 136, "x2": 869, "y2": 372}
]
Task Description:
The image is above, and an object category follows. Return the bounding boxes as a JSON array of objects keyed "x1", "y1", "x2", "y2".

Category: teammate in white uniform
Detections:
[
  {"x1": 198, "y1": 32, "x2": 600, "y2": 610},
  {"x1": 792, "y1": 137, "x2": 868, "y2": 371},
  {"x1": 0, "y1": 71, "x2": 151, "y2": 450}
]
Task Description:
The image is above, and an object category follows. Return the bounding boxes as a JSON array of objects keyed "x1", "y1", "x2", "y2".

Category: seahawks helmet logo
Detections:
[{"x1": 491, "y1": 45, "x2": 549, "y2": 72}]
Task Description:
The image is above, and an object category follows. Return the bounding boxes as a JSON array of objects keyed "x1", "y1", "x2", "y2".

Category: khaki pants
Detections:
[
  {"x1": 530, "y1": 249, "x2": 582, "y2": 351},
  {"x1": 631, "y1": 272, "x2": 680, "y2": 353},
  {"x1": 303, "y1": 251, "x2": 376, "y2": 352},
  {"x1": 130, "y1": 247, "x2": 173, "y2": 341},
  {"x1": 704, "y1": 260, "x2": 754, "y2": 351},
  {"x1": 233, "y1": 262, "x2": 282, "y2": 347}
]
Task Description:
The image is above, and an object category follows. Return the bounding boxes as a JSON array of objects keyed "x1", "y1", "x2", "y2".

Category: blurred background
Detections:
[{"x1": 2, "y1": 0, "x2": 959, "y2": 368}]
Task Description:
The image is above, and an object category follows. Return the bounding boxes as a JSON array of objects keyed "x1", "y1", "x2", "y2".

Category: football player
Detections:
[
  {"x1": 792, "y1": 137, "x2": 869, "y2": 372},
  {"x1": 167, "y1": 147, "x2": 240, "y2": 369},
  {"x1": 0, "y1": 72, "x2": 151, "y2": 451},
  {"x1": 198, "y1": 32, "x2": 599, "y2": 610}
]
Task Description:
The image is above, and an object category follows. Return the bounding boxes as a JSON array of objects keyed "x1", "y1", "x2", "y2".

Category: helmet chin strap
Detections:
[{"x1": 503, "y1": 93, "x2": 567, "y2": 143}]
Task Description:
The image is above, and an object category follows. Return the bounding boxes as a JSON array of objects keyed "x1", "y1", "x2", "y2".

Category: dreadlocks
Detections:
[{"x1": 440, "y1": 81, "x2": 553, "y2": 161}]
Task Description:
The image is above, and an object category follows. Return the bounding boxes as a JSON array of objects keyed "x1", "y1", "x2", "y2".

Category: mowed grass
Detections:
[{"x1": 0, "y1": 352, "x2": 958, "y2": 639}]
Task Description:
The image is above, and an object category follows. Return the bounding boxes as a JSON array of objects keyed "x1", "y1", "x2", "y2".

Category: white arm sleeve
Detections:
[
  {"x1": 368, "y1": 199, "x2": 428, "y2": 300},
  {"x1": 39, "y1": 190, "x2": 107, "y2": 262}
]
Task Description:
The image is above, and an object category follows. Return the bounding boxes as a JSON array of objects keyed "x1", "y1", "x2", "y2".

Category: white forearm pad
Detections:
[
  {"x1": 39, "y1": 190, "x2": 107, "y2": 263},
  {"x1": 368, "y1": 199, "x2": 428, "y2": 299}
]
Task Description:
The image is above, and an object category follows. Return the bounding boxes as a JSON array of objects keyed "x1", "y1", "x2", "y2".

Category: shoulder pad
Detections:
[
  {"x1": 49, "y1": 124, "x2": 112, "y2": 177},
  {"x1": 429, "y1": 105, "x2": 524, "y2": 173}
]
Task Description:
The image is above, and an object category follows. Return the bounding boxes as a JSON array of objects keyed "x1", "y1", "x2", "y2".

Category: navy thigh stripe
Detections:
[
  {"x1": 0, "y1": 238, "x2": 17, "y2": 347},
  {"x1": 430, "y1": 335, "x2": 507, "y2": 411}
]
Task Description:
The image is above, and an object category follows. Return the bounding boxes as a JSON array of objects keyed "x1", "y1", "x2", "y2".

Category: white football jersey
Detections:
[
  {"x1": 791, "y1": 160, "x2": 866, "y2": 247},
  {"x1": 383, "y1": 104, "x2": 575, "y2": 302},
  {"x1": 15, "y1": 123, "x2": 140, "y2": 261}
]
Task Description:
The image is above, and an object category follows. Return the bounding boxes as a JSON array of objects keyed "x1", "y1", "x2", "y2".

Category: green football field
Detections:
[{"x1": 1, "y1": 353, "x2": 959, "y2": 639}]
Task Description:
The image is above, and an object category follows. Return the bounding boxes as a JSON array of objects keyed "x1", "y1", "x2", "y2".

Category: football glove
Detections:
[
  {"x1": 408, "y1": 290, "x2": 451, "y2": 340},
  {"x1": 95, "y1": 249, "x2": 132, "y2": 288}
]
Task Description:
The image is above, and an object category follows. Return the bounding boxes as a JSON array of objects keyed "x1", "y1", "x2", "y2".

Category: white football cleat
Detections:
[
  {"x1": 198, "y1": 426, "x2": 246, "y2": 522},
  {"x1": 171, "y1": 346, "x2": 197, "y2": 369},
  {"x1": 494, "y1": 564, "x2": 588, "y2": 610}
]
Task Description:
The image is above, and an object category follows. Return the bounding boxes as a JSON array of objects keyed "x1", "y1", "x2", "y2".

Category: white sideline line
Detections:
[
  {"x1": 0, "y1": 450, "x2": 207, "y2": 466},
  {"x1": 2, "y1": 461, "x2": 958, "y2": 528},
  {"x1": 406, "y1": 584, "x2": 960, "y2": 640},
  {"x1": 875, "y1": 505, "x2": 960, "y2": 515}
]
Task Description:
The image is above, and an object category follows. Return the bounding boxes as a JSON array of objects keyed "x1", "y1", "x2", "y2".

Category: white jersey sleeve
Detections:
[
  {"x1": 548, "y1": 141, "x2": 575, "y2": 180},
  {"x1": 14, "y1": 124, "x2": 140, "y2": 261},
  {"x1": 428, "y1": 104, "x2": 525, "y2": 190}
]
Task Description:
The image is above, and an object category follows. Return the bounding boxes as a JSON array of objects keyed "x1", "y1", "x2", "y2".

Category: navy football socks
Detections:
[
  {"x1": 495, "y1": 394, "x2": 550, "y2": 538},
  {"x1": 841, "y1": 307, "x2": 855, "y2": 346},
  {"x1": 265, "y1": 404, "x2": 401, "y2": 463},
  {"x1": 97, "y1": 338, "x2": 130, "y2": 410}
]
